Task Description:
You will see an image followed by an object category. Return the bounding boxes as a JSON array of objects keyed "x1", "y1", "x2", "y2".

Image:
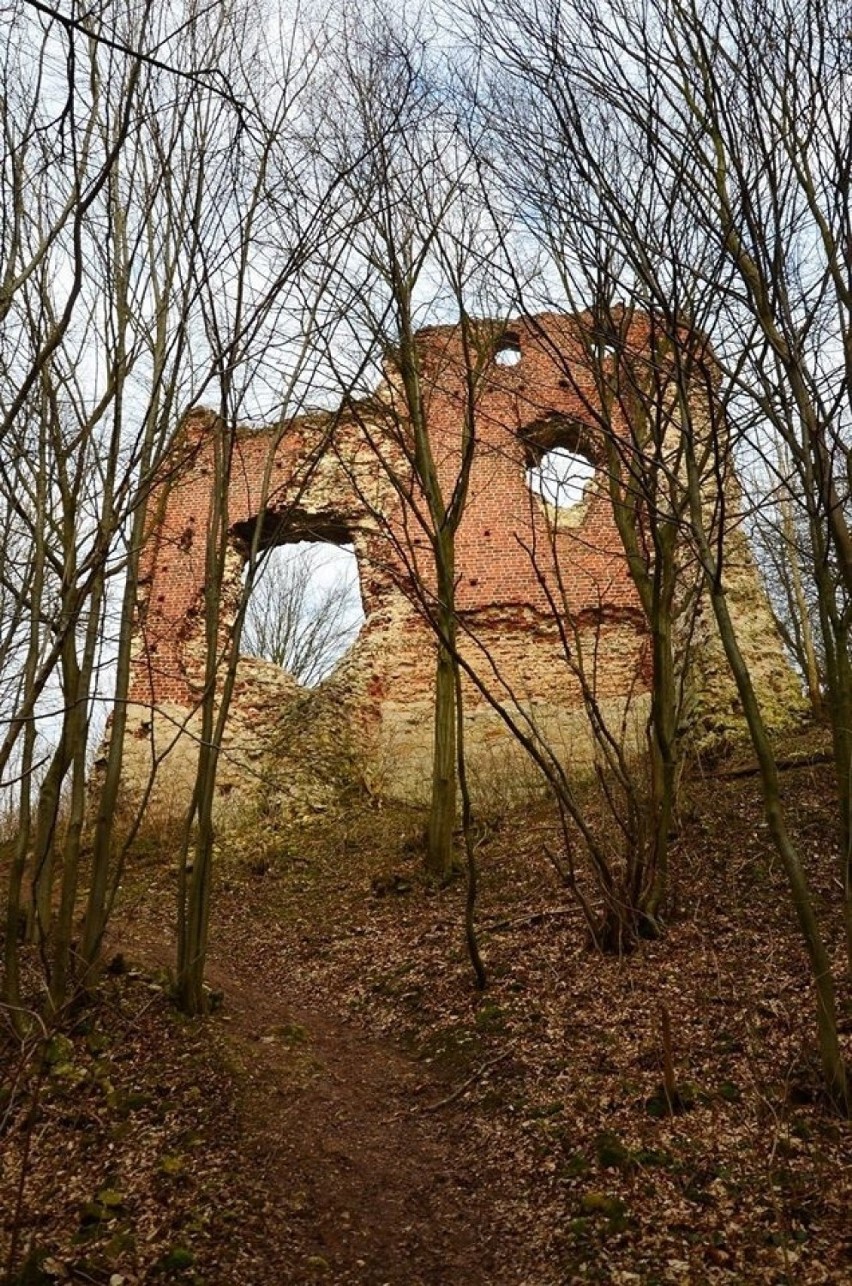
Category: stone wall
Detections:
[{"x1": 120, "y1": 311, "x2": 805, "y2": 814}]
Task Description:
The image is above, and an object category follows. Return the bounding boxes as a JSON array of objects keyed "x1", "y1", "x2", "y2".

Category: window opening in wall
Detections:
[
  {"x1": 494, "y1": 340, "x2": 521, "y2": 367},
  {"x1": 527, "y1": 446, "x2": 596, "y2": 510},
  {"x1": 241, "y1": 541, "x2": 364, "y2": 686}
]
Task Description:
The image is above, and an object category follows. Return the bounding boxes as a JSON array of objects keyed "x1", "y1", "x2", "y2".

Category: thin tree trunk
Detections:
[
  {"x1": 2, "y1": 731, "x2": 36, "y2": 1030},
  {"x1": 427, "y1": 608, "x2": 458, "y2": 880},
  {"x1": 50, "y1": 553, "x2": 105, "y2": 1005},
  {"x1": 50, "y1": 730, "x2": 88, "y2": 1009},
  {"x1": 781, "y1": 492, "x2": 823, "y2": 717},
  {"x1": 643, "y1": 566, "x2": 677, "y2": 925},
  {"x1": 453, "y1": 653, "x2": 486, "y2": 988},
  {"x1": 687, "y1": 448, "x2": 848, "y2": 1112},
  {"x1": 2, "y1": 443, "x2": 47, "y2": 1019},
  {"x1": 176, "y1": 409, "x2": 232, "y2": 1016}
]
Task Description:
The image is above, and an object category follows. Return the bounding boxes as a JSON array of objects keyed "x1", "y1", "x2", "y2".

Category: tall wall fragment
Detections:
[{"x1": 119, "y1": 312, "x2": 804, "y2": 814}]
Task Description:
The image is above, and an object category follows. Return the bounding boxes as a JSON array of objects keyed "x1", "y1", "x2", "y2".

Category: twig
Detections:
[
  {"x1": 419, "y1": 1050, "x2": 510, "y2": 1113},
  {"x1": 483, "y1": 907, "x2": 575, "y2": 934},
  {"x1": 710, "y1": 750, "x2": 832, "y2": 780},
  {"x1": 661, "y1": 1004, "x2": 677, "y2": 1113}
]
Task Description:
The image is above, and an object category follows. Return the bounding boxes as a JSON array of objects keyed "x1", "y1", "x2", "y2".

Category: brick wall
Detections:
[{"x1": 120, "y1": 311, "x2": 804, "y2": 810}]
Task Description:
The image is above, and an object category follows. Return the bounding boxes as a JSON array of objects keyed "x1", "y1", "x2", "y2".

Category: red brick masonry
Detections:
[{"x1": 125, "y1": 311, "x2": 800, "y2": 805}]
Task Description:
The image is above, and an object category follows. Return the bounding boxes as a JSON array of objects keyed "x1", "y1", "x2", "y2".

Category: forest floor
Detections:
[{"x1": 2, "y1": 731, "x2": 852, "y2": 1284}]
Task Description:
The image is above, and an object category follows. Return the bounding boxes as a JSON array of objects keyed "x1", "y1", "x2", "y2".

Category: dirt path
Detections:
[
  {"x1": 120, "y1": 928, "x2": 498, "y2": 1285},
  {"x1": 211, "y1": 966, "x2": 495, "y2": 1284}
]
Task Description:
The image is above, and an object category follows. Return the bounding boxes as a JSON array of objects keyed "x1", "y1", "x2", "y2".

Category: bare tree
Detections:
[
  {"x1": 0, "y1": 0, "x2": 349, "y2": 1017},
  {"x1": 169, "y1": 7, "x2": 365, "y2": 1014},
  {"x1": 464, "y1": 0, "x2": 849, "y2": 1108},
  {"x1": 0, "y1": 0, "x2": 195, "y2": 1014},
  {"x1": 308, "y1": 6, "x2": 514, "y2": 884}
]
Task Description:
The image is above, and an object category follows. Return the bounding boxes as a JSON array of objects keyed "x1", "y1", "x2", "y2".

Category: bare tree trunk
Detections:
[
  {"x1": 780, "y1": 490, "x2": 823, "y2": 718},
  {"x1": 686, "y1": 439, "x2": 848, "y2": 1113},
  {"x1": 453, "y1": 649, "x2": 486, "y2": 989},
  {"x1": 1, "y1": 434, "x2": 47, "y2": 1023},
  {"x1": 821, "y1": 611, "x2": 852, "y2": 973},
  {"x1": 51, "y1": 724, "x2": 89, "y2": 1009},
  {"x1": 2, "y1": 733, "x2": 37, "y2": 1029},
  {"x1": 176, "y1": 415, "x2": 231, "y2": 1016},
  {"x1": 644, "y1": 545, "x2": 678, "y2": 925},
  {"x1": 427, "y1": 561, "x2": 458, "y2": 879}
]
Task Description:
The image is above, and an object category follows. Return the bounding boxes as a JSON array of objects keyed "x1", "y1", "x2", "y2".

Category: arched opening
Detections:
[
  {"x1": 527, "y1": 445, "x2": 596, "y2": 512},
  {"x1": 241, "y1": 540, "x2": 365, "y2": 686}
]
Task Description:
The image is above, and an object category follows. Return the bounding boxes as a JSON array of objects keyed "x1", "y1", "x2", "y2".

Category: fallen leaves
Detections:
[{"x1": 3, "y1": 745, "x2": 851, "y2": 1283}]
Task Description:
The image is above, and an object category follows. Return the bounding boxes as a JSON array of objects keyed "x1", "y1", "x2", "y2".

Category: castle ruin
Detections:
[{"x1": 120, "y1": 312, "x2": 803, "y2": 816}]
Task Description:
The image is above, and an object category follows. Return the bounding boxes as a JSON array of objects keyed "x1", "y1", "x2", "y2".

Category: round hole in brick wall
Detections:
[
  {"x1": 494, "y1": 341, "x2": 521, "y2": 367},
  {"x1": 527, "y1": 446, "x2": 595, "y2": 510}
]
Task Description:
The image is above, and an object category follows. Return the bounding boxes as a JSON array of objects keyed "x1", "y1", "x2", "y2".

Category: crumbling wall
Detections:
[{"x1": 120, "y1": 312, "x2": 804, "y2": 814}]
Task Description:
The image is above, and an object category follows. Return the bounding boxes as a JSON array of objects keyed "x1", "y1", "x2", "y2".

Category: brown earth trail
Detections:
[
  {"x1": 210, "y1": 968, "x2": 496, "y2": 1284},
  {"x1": 120, "y1": 926, "x2": 500, "y2": 1286}
]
